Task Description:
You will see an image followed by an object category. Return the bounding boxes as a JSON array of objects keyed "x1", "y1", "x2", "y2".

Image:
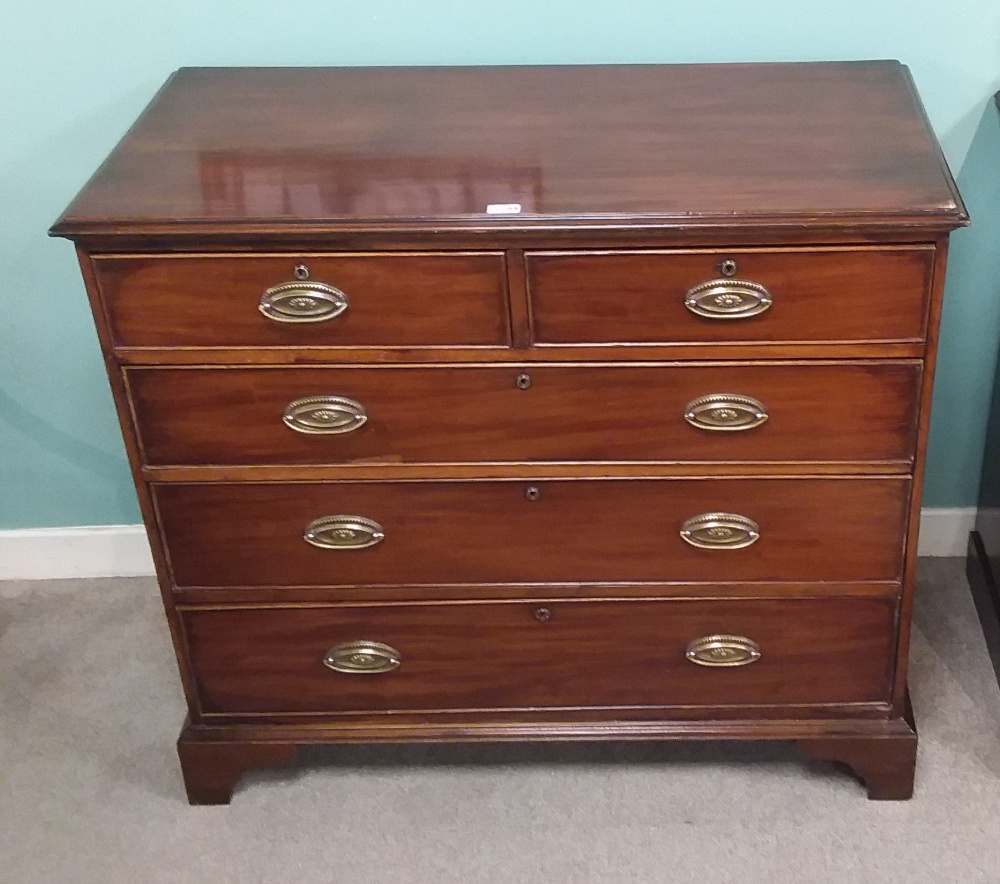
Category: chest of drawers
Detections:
[{"x1": 52, "y1": 63, "x2": 967, "y2": 803}]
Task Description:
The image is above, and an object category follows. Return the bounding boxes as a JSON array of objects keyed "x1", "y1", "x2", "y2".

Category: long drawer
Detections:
[
  {"x1": 155, "y1": 478, "x2": 910, "y2": 587},
  {"x1": 527, "y1": 247, "x2": 933, "y2": 345},
  {"x1": 127, "y1": 362, "x2": 920, "y2": 467},
  {"x1": 182, "y1": 596, "x2": 897, "y2": 716},
  {"x1": 92, "y1": 252, "x2": 510, "y2": 348}
]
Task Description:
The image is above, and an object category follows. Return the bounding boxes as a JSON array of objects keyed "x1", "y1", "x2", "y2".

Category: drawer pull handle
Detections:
[
  {"x1": 684, "y1": 394, "x2": 768, "y2": 432},
  {"x1": 680, "y1": 513, "x2": 760, "y2": 550},
  {"x1": 259, "y1": 281, "x2": 349, "y2": 323},
  {"x1": 324, "y1": 640, "x2": 401, "y2": 674},
  {"x1": 304, "y1": 515, "x2": 385, "y2": 550},
  {"x1": 684, "y1": 279, "x2": 772, "y2": 319},
  {"x1": 686, "y1": 634, "x2": 761, "y2": 667},
  {"x1": 283, "y1": 396, "x2": 368, "y2": 435}
]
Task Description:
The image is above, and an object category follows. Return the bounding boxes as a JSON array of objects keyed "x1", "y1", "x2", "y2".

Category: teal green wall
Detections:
[{"x1": 2, "y1": 1, "x2": 999, "y2": 527}]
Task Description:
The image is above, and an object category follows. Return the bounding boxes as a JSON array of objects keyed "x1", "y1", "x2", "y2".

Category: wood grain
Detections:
[
  {"x1": 181, "y1": 596, "x2": 897, "y2": 716},
  {"x1": 51, "y1": 63, "x2": 965, "y2": 238},
  {"x1": 93, "y1": 252, "x2": 509, "y2": 348},
  {"x1": 126, "y1": 361, "x2": 921, "y2": 468},
  {"x1": 527, "y1": 247, "x2": 933, "y2": 345},
  {"x1": 50, "y1": 63, "x2": 965, "y2": 802},
  {"x1": 154, "y1": 478, "x2": 910, "y2": 587}
]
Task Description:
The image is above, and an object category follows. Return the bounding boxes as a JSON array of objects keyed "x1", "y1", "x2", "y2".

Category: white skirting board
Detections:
[
  {"x1": 0, "y1": 508, "x2": 981, "y2": 581},
  {"x1": 916, "y1": 507, "x2": 978, "y2": 557},
  {"x1": 0, "y1": 525, "x2": 155, "y2": 581}
]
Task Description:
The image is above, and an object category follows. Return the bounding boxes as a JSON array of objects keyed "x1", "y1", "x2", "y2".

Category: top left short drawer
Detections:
[{"x1": 91, "y1": 253, "x2": 510, "y2": 348}]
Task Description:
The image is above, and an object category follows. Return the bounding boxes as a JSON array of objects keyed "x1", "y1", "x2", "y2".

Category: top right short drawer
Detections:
[{"x1": 526, "y1": 247, "x2": 934, "y2": 345}]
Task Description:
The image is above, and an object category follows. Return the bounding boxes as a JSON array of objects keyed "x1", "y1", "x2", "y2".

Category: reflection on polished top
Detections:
[
  {"x1": 52, "y1": 63, "x2": 966, "y2": 235},
  {"x1": 200, "y1": 151, "x2": 543, "y2": 219}
]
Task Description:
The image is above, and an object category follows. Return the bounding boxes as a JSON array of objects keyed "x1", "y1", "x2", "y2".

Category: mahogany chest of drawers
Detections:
[{"x1": 52, "y1": 62, "x2": 967, "y2": 803}]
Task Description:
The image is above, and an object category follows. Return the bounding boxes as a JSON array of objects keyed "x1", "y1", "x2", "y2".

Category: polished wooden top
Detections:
[{"x1": 52, "y1": 62, "x2": 966, "y2": 238}]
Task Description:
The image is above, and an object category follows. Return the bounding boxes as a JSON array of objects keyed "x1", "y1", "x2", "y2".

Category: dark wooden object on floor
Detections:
[
  {"x1": 52, "y1": 63, "x2": 966, "y2": 803},
  {"x1": 965, "y1": 92, "x2": 1000, "y2": 689}
]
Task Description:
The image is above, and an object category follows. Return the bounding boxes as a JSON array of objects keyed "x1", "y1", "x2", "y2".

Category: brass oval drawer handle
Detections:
[
  {"x1": 283, "y1": 396, "x2": 368, "y2": 435},
  {"x1": 680, "y1": 513, "x2": 760, "y2": 550},
  {"x1": 684, "y1": 394, "x2": 768, "y2": 432},
  {"x1": 684, "y1": 279, "x2": 773, "y2": 319},
  {"x1": 259, "y1": 281, "x2": 349, "y2": 323},
  {"x1": 686, "y1": 634, "x2": 761, "y2": 667},
  {"x1": 324, "y1": 640, "x2": 401, "y2": 674},
  {"x1": 304, "y1": 515, "x2": 385, "y2": 550}
]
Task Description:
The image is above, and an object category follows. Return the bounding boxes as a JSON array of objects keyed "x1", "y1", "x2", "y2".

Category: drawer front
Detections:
[
  {"x1": 93, "y1": 252, "x2": 509, "y2": 347},
  {"x1": 527, "y1": 247, "x2": 933, "y2": 344},
  {"x1": 128, "y1": 362, "x2": 920, "y2": 467},
  {"x1": 183, "y1": 597, "x2": 897, "y2": 715},
  {"x1": 156, "y1": 478, "x2": 910, "y2": 587}
]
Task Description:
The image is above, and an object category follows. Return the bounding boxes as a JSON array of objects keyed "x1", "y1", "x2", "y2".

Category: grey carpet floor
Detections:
[{"x1": 3, "y1": 559, "x2": 1000, "y2": 883}]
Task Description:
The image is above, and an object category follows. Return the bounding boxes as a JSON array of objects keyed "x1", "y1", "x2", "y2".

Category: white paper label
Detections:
[{"x1": 486, "y1": 203, "x2": 522, "y2": 214}]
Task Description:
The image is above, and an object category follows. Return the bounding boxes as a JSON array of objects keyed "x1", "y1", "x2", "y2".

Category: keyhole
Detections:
[
  {"x1": 719, "y1": 259, "x2": 738, "y2": 277},
  {"x1": 525, "y1": 486, "x2": 541, "y2": 501},
  {"x1": 534, "y1": 607, "x2": 552, "y2": 622},
  {"x1": 293, "y1": 264, "x2": 310, "y2": 280},
  {"x1": 516, "y1": 373, "x2": 532, "y2": 390}
]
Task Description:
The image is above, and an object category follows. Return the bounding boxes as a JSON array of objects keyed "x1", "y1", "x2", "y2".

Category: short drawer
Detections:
[
  {"x1": 182, "y1": 596, "x2": 897, "y2": 715},
  {"x1": 92, "y1": 252, "x2": 509, "y2": 348},
  {"x1": 127, "y1": 361, "x2": 920, "y2": 467},
  {"x1": 527, "y1": 247, "x2": 933, "y2": 345},
  {"x1": 155, "y1": 478, "x2": 910, "y2": 588}
]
